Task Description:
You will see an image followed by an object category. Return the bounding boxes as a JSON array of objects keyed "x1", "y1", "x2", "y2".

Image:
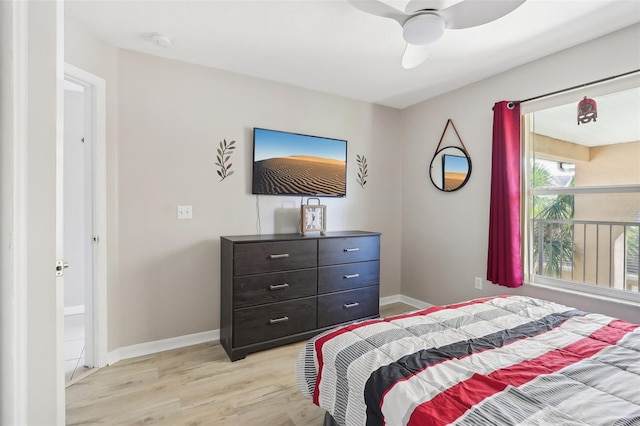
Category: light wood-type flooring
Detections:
[{"x1": 66, "y1": 302, "x2": 416, "y2": 425}]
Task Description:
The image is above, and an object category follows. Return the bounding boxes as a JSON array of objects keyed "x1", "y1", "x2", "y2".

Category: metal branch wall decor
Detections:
[
  {"x1": 215, "y1": 139, "x2": 236, "y2": 181},
  {"x1": 356, "y1": 154, "x2": 368, "y2": 188}
]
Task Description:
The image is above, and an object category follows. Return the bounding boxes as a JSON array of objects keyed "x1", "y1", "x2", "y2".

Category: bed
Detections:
[{"x1": 296, "y1": 295, "x2": 640, "y2": 426}]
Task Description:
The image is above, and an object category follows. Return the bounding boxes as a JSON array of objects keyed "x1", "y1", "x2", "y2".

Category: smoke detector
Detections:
[{"x1": 150, "y1": 33, "x2": 172, "y2": 48}]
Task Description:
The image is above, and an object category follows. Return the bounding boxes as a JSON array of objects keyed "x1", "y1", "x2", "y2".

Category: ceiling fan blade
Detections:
[
  {"x1": 439, "y1": 0, "x2": 526, "y2": 29},
  {"x1": 405, "y1": 0, "x2": 463, "y2": 14},
  {"x1": 345, "y1": 0, "x2": 408, "y2": 25},
  {"x1": 402, "y1": 43, "x2": 429, "y2": 69}
]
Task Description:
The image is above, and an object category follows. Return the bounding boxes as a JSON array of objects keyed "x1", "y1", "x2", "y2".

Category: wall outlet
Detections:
[
  {"x1": 474, "y1": 276, "x2": 483, "y2": 290},
  {"x1": 177, "y1": 205, "x2": 193, "y2": 220}
]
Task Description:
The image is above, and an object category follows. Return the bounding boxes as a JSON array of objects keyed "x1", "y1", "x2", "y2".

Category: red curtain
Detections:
[{"x1": 487, "y1": 101, "x2": 523, "y2": 288}]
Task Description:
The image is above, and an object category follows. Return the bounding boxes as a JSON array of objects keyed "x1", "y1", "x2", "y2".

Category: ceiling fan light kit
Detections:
[
  {"x1": 403, "y1": 14, "x2": 445, "y2": 45},
  {"x1": 346, "y1": 0, "x2": 527, "y2": 69}
]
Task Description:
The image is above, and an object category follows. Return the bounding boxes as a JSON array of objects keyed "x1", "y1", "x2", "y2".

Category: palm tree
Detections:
[{"x1": 531, "y1": 162, "x2": 575, "y2": 278}]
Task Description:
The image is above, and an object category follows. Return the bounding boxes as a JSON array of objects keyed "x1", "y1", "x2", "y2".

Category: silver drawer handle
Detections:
[
  {"x1": 269, "y1": 316, "x2": 289, "y2": 324},
  {"x1": 344, "y1": 248, "x2": 360, "y2": 252},
  {"x1": 343, "y1": 302, "x2": 360, "y2": 309},
  {"x1": 343, "y1": 273, "x2": 360, "y2": 279},
  {"x1": 269, "y1": 253, "x2": 290, "y2": 259},
  {"x1": 269, "y1": 283, "x2": 290, "y2": 291}
]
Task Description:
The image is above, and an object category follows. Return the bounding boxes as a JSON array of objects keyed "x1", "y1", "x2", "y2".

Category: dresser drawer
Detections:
[
  {"x1": 233, "y1": 297, "x2": 317, "y2": 347},
  {"x1": 234, "y1": 269, "x2": 317, "y2": 308},
  {"x1": 317, "y1": 286, "x2": 379, "y2": 328},
  {"x1": 318, "y1": 236, "x2": 380, "y2": 266},
  {"x1": 234, "y1": 240, "x2": 317, "y2": 275},
  {"x1": 318, "y1": 261, "x2": 379, "y2": 294}
]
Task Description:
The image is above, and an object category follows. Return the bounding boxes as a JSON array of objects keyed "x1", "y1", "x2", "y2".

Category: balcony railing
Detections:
[{"x1": 532, "y1": 218, "x2": 639, "y2": 292}]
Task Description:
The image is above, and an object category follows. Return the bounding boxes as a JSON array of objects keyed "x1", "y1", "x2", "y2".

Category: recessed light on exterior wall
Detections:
[{"x1": 150, "y1": 33, "x2": 172, "y2": 48}]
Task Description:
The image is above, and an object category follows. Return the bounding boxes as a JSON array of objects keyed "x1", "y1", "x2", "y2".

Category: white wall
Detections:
[{"x1": 401, "y1": 24, "x2": 640, "y2": 323}]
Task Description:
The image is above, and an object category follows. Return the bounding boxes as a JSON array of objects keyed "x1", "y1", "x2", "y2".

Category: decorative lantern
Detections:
[{"x1": 577, "y1": 96, "x2": 597, "y2": 125}]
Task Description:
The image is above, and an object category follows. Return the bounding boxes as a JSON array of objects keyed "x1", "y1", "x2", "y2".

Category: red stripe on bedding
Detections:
[
  {"x1": 312, "y1": 296, "x2": 506, "y2": 404},
  {"x1": 405, "y1": 321, "x2": 638, "y2": 426},
  {"x1": 312, "y1": 318, "x2": 383, "y2": 404},
  {"x1": 604, "y1": 319, "x2": 639, "y2": 334},
  {"x1": 588, "y1": 320, "x2": 638, "y2": 345}
]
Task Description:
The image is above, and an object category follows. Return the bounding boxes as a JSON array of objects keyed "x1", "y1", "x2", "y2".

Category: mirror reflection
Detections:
[{"x1": 429, "y1": 146, "x2": 472, "y2": 192}]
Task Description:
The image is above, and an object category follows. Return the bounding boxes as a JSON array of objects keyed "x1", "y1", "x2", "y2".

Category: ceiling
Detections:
[
  {"x1": 534, "y1": 87, "x2": 640, "y2": 147},
  {"x1": 65, "y1": 0, "x2": 640, "y2": 110}
]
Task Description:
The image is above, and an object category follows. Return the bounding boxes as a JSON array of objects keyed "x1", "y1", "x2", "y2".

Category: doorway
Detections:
[
  {"x1": 63, "y1": 77, "x2": 92, "y2": 383},
  {"x1": 62, "y1": 65, "x2": 108, "y2": 387}
]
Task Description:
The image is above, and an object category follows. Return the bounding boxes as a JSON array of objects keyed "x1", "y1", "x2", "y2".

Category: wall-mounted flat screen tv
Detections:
[{"x1": 252, "y1": 127, "x2": 347, "y2": 197}]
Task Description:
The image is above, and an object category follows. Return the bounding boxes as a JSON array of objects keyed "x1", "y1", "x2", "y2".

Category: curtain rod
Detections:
[{"x1": 505, "y1": 69, "x2": 640, "y2": 109}]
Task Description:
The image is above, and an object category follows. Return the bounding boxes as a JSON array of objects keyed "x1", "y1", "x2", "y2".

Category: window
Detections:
[{"x1": 523, "y1": 84, "x2": 640, "y2": 303}]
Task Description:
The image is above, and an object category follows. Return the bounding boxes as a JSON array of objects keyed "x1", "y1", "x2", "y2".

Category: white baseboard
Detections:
[
  {"x1": 380, "y1": 294, "x2": 432, "y2": 310},
  {"x1": 379, "y1": 294, "x2": 403, "y2": 305},
  {"x1": 106, "y1": 294, "x2": 431, "y2": 365},
  {"x1": 107, "y1": 329, "x2": 220, "y2": 366},
  {"x1": 64, "y1": 305, "x2": 85, "y2": 316}
]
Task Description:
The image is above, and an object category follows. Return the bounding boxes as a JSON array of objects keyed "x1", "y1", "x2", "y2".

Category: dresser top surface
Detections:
[{"x1": 221, "y1": 230, "x2": 380, "y2": 243}]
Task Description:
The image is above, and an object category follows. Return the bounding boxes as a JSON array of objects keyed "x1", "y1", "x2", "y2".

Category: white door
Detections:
[
  {"x1": 63, "y1": 78, "x2": 94, "y2": 375},
  {"x1": 62, "y1": 64, "x2": 108, "y2": 376}
]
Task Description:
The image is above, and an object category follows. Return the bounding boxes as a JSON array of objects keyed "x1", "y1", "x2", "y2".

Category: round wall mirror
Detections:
[{"x1": 429, "y1": 146, "x2": 472, "y2": 192}]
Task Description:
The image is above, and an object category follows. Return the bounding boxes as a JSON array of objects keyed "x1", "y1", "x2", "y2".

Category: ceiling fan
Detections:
[{"x1": 346, "y1": 0, "x2": 526, "y2": 69}]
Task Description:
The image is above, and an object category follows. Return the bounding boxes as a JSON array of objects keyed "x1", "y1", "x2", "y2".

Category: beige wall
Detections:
[
  {"x1": 66, "y1": 20, "x2": 402, "y2": 349},
  {"x1": 401, "y1": 24, "x2": 640, "y2": 323},
  {"x1": 575, "y1": 141, "x2": 640, "y2": 188},
  {"x1": 533, "y1": 134, "x2": 590, "y2": 162},
  {"x1": 115, "y1": 50, "x2": 402, "y2": 347}
]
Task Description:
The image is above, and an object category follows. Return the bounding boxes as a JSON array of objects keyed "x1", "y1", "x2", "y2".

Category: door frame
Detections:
[
  {"x1": 1, "y1": 1, "x2": 28, "y2": 424},
  {"x1": 64, "y1": 64, "x2": 108, "y2": 369}
]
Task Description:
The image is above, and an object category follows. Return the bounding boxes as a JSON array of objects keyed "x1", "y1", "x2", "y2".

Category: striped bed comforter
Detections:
[{"x1": 296, "y1": 295, "x2": 640, "y2": 426}]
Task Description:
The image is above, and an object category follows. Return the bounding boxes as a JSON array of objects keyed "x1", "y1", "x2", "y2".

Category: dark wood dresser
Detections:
[{"x1": 220, "y1": 231, "x2": 380, "y2": 361}]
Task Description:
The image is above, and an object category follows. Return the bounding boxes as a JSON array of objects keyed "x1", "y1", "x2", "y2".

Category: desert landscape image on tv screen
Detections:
[{"x1": 252, "y1": 128, "x2": 347, "y2": 197}]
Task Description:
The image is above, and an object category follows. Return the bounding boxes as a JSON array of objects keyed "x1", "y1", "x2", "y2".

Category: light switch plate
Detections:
[{"x1": 177, "y1": 205, "x2": 192, "y2": 219}]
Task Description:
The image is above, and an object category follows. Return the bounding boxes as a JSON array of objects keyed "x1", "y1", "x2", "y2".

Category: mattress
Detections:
[{"x1": 296, "y1": 295, "x2": 640, "y2": 425}]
